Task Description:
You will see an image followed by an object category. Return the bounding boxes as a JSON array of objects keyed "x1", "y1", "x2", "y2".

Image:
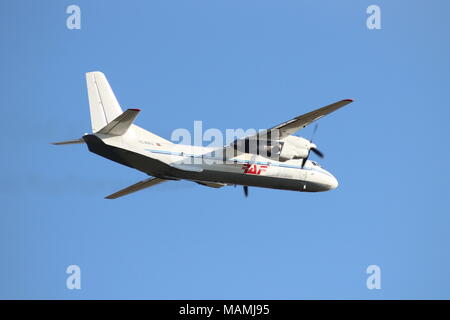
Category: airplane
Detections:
[{"x1": 52, "y1": 71, "x2": 353, "y2": 199}]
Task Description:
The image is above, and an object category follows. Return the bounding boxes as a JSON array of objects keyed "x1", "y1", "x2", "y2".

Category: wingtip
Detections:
[
  {"x1": 129, "y1": 108, "x2": 141, "y2": 112},
  {"x1": 343, "y1": 99, "x2": 354, "y2": 102}
]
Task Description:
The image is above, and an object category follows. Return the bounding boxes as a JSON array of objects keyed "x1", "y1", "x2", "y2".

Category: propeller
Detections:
[
  {"x1": 301, "y1": 124, "x2": 325, "y2": 168},
  {"x1": 310, "y1": 146, "x2": 324, "y2": 158}
]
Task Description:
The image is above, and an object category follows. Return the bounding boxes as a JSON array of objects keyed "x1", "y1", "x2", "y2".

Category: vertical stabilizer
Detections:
[{"x1": 86, "y1": 71, "x2": 123, "y2": 132}]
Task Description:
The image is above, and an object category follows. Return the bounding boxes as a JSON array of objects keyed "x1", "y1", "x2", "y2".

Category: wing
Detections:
[
  {"x1": 259, "y1": 99, "x2": 353, "y2": 140},
  {"x1": 195, "y1": 181, "x2": 226, "y2": 188},
  {"x1": 105, "y1": 177, "x2": 167, "y2": 199},
  {"x1": 219, "y1": 99, "x2": 353, "y2": 158}
]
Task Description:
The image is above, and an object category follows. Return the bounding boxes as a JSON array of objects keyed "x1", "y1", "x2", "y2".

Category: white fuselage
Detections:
[
  {"x1": 88, "y1": 131, "x2": 338, "y2": 193},
  {"x1": 55, "y1": 71, "x2": 350, "y2": 198}
]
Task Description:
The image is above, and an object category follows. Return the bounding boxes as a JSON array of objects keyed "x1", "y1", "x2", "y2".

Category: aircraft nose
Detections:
[{"x1": 328, "y1": 174, "x2": 339, "y2": 190}]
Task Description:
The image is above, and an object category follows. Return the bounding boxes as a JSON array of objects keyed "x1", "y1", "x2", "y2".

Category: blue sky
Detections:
[{"x1": 1, "y1": 0, "x2": 449, "y2": 299}]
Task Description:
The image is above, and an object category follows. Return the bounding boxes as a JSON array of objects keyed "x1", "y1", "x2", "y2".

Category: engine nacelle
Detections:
[
  {"x1": 231, "y1": 135, "x2": 311, "y2": 162},
  {"x1": 277, "y1": 136, "x2": 310, "y2": 161}
]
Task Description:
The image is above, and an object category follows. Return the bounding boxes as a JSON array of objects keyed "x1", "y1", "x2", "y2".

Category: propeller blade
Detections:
[
  {"x1": 301, "y1": 155, "x2": 308, "y2": 168},
  {"x1": 310, "y1": 147, "x2": 324, "y2": 158},
  {"x1": 308, "y1": 124, "x2": 324, "y2": 161},
  {"x1": 310, "y1": 123, "x2": 319, "y2": 143},
  {"x1": 243, "y1": 186, "x2": 248, "y2": 197}
]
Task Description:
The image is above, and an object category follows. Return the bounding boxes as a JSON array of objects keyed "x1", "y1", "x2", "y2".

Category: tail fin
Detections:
[
  {"x1": 85, "y1": 71, "x2": 173, "y2": 145},
  {"x1": 86, "y1": 71, "x2": 123, "y2": 132}
]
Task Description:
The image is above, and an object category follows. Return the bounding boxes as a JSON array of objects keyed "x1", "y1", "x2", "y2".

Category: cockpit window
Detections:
[{"x1": 311, "y1": 161, "x2": 321, "y2": 167}]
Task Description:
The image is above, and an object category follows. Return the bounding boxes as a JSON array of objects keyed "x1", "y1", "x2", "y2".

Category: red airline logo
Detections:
[{"x1": 242, "y1": 164, "x2": 268, "y2": 175}]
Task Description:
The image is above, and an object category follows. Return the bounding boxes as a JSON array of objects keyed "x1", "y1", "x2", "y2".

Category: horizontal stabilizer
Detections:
[
  {"x1": 51, "y1": 138, "x2": 85, "y2": 145},
  {"x1": 105, "y1": 177, "x2": 166, "y2": 199},
  {"x1": 97, "y1": 108, "x2": 140, "y2": 136}
]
